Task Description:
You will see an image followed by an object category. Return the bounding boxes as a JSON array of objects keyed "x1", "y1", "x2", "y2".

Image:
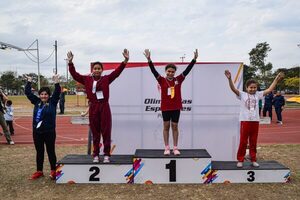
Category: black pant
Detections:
[
  {"x1": 33, "y1": 130, "x2": 57, "y2": 171},
  {"x1": 263, "y1": 106, "x2": 272, "y2": 119},
  {"x1": 275, "y1": 107, "x2": 282, "y2": 122},
  {"x1": 59, "y1": 101, "x2": 65, "y2": 114},
  {"x1": 6, "y1": 120, "x2": 14, "y2": 135}
]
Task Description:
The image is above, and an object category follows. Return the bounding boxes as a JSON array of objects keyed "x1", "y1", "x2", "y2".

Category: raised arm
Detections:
[
  {"x1": 182, "y1": 49, "x2": 198, "y2": 77},
  {"x1": 67, "y1": 51, "x2": 86, "y2": 85},
  {"x1": 24, "y1": 75, "x2": 40, "y2": 105},
  {"x1": 224, "y1": 70, "x2": 240, "y2": 96},
  {"x1": 50, "y1": 74, "x2": 61, "y2": 105},
  {"x1": 0, "y1": 89, "x2": 8, "y2": 102},
  {"x1": 107, "y1": 49, "x2": 129, "y2": 84},
  {"x1": 263, "y1": 72, "x2": 284, "y2": 96},
  {"x1": 144, "y1": 49, "x2": 160, "y2": 79}
]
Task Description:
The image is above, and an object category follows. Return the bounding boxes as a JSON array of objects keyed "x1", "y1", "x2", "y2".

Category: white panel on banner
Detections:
[
  {"x1": 209, "y1": 161, "x2": 290, "y2": 183},
  {"x1": 133, "y1": 149, "x2": 212, "y2": 184},
  {"x1": 56, "y1": 155, "x2": 133, "y2": 184},
  {"x1": 100, "y1": 62, "x2": 243, "y2": 161}
]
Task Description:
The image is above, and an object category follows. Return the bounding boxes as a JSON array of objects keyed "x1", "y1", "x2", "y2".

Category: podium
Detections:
[
  {"x1": 56, "y1": 155, "x2": 133, "y2": 184},
  {"x1": 132, "y1": 149, "x2": 211, "y2": 184},
  {"x1": 210, "y1": 161, "x2": 290, "y2": 183},
  {"x1": 56, "y1": 150, "x2": 290, "y2": 184}
]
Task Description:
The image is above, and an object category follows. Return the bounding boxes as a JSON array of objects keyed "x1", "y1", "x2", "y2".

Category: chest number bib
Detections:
[{"x1": 168, "y1": 87, "x2": 175, "y2": 99}]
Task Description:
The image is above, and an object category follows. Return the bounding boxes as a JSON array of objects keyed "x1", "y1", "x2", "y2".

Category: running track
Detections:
[{"x1": 1, "y1": 109, "x2": 299, "y2": 145}]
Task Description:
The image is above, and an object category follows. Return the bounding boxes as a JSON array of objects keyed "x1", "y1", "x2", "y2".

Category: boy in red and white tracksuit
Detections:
[{"x1": 225, "y1": 70, "x2": 284, "y2": 168}]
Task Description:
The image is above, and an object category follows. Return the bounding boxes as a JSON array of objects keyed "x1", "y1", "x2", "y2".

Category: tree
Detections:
[
  {"x1": 243, "y1": 64, "x2": 257, "y2": 81},
  {"x1": 0, "y1": 71, "x2": 16, "y2": 94},
  {"x1": 249, "y1": 42, "x2": 273, "y2": 86},
  {"x1": 284, "y1": 77, "x2": 299, "y2": 93},
  {"x1": 273, "y1": 66, "x2": 300, "y2": 93}
]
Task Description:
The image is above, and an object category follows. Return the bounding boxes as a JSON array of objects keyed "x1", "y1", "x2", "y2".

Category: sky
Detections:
[{"x1": 0, "y1": 0, "x2": 299, "y2": 77}]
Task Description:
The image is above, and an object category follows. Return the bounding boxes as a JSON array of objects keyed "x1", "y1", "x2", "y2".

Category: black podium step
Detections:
[
  {"x1": 134, "y1": 149, "x2": 211, "y2": 158},
  {"x1": 58, "y1": 154, "x2": 133, "y2": 165},
  {"x1": 212, "y1": 160, "x2": 289, "y2": 170}
]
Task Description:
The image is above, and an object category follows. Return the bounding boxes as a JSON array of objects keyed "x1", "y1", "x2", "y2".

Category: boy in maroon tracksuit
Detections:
[{"x1": 67, "y1": 49, "x2": 129, "y2": 163}]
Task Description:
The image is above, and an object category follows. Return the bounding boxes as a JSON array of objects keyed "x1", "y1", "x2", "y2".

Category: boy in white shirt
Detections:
[
  {"x1": 4, "y1": 100, "x2": 14, "y2": 135},
  {"x1": 225, "y1": 70, "x2": 284, "y2": 167}
]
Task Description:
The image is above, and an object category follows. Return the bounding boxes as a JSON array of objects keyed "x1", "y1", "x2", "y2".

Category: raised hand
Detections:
[
  {"x1": 67, "y1": 51, "x2": 74, "y2": 63},
  {"x1": 52, "y1": 74, "x2": 60, "y2": 83},
  {"x1": 275, "y1": 72, "x2": 285, "y2": 81},
  {"x1": 143, "y1": 49, "x2": 151, "y2": 61},
  {"x1": 193, "y1": 49, "x2": 198, "y2": 60},
  {"x1": 24, "y1": 74, "x2": 33, "y2": 82},
  {"x1": 122, "y1": 49, "x2": 129, "y2": 62},
  {"x1": 224, "y1": 70, "x2": 231, "y2": 79}
]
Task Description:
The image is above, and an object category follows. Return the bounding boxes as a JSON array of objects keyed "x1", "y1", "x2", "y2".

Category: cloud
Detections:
[{"x1": 0, "y1": 0, "x2": 299, "y2": 77}]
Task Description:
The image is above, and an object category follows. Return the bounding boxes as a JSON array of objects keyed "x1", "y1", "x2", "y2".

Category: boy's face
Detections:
[
  {"x1": 246, "y1": 83, "x2": 258, "y2": 94},
  {"x1": 165, "y1": 68, "x2": 176, "y2": 79},
  {"x1": 39, "y1": 91, "x2": 49, "y2": 103},
  {"x1": 92, "y1": 64, "x2": 103, "y2": 77}
]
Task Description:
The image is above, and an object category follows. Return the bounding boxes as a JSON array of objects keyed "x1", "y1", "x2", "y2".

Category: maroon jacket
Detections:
[{"x1": 69, "y1": 62, "x2": 126, "y2": 103}]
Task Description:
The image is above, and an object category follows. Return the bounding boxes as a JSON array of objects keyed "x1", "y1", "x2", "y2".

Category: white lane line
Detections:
[{"x1": 14, "y1": 117, "x2": 82, "y2": 141}]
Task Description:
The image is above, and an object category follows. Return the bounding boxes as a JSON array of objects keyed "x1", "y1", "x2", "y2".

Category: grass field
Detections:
[{"x1": 0, "y1": 144, "x2": 299, "y2": 200}]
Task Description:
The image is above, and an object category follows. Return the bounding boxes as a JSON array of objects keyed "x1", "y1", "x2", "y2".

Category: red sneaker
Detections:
[
  {"x1": 29, "y1": 171, "x2": 44, "y2": 180},
  {"x1": 49, "y1": 170, "x2": 56, "y2": 180}
]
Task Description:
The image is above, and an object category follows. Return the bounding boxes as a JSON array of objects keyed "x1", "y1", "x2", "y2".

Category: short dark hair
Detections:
[
  {"x1": 38, "y1": 87, "x2": 51, "y2": 96},
  {"x1": 245, "y1": 79, "x2": 258, "y2": 88},
  {"x1": 165, "y1": 64, "x2": 177, "y2": 71},
  {"x1": 6, "y1": 100, "x2": 12, "y2": 106},
  {"x1": 92, "y1": 61, "x2": 103, "y2": 70}
]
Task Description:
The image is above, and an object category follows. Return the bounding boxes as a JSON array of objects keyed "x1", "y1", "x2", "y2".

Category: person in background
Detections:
[
  {"x1": 273, "y1": 91, "x2": 285, "y2": 124},
  {"x1": 262, "y1": 92, "x2": 274, "y2": 120},
  {"x1": 0, "y1": 88, "x2": 14, "y2": 144},
  {"x1": 4, "y1": 100, "x2": 14, "y2": 135},
  {"x1": 59, "y1": 88, "x2": 66, "y2": 114}
]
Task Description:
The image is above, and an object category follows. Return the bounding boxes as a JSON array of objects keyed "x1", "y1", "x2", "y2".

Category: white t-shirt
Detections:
[{"x1": 237, "y1": 90, "x2": 264, "y2": 121}]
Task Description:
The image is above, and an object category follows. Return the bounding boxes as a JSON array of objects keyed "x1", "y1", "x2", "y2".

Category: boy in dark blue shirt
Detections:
[
  {"x1": 273, "y1": 91, "x2": 285, "y2": 124},
  {"x1": 25, "y1": 74, "x2": 61, "y2": 180},
  {"x1": 263, "y1": 92, "x2": 274, "y2": 120}
]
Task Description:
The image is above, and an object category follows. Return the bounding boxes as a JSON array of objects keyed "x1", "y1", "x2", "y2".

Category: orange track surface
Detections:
[{"x1": 1, "y1": 109, "x2": 299, "y2": 145}]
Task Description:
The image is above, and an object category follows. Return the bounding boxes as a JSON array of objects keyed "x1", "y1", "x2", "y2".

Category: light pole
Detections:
[
  {"x1": 64, "y1": 58, "x2": 69, "y2": 84},
  {"x1": 180, "y1": 54, "x2": 186, "y2": 62},
  {"x1": 0, "y1": 40, "x2": 41, "y2": 89},
  {"x1": 297, "y1": 44, "x2": 300, "y2": 95}
]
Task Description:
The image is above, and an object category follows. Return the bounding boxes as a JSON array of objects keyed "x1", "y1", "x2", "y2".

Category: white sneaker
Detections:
[
  {"x1": 9, "y1": 141, "x2": 15, "y2": 145},
  {"x1": 236, "y1": 162, "x2": 243, "y2": 168},
  {"x1": 103, "y1": 156, "x2": 110, "y2": 163},
  {"x1": 173, "y1": 148, "x2": 181, "y2": 156},
  {"x1": 164, "y1": 146, "x2": 170, "y2": 155},
  {"x1": 93, "y1": 156, "x2": 99, "y2": 163},
  {"x1": 252, "y1": 162, "x2": 260, "y2": 167}
]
